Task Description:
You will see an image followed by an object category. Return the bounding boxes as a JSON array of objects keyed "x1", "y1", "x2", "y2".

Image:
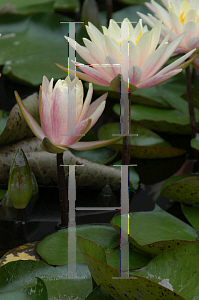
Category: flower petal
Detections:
[
  {"x1": 86, "y1": 22, "x2": 105, "y2": 52},
  {"x1": 122, "y1": 65, "x2": 142, "y2": 85},
  {"x1": 69, "y1": 134, "x2": 127, "y2": 151},
  {"x1": 39, "y1": 87, "x2": 52, "y2": 139},
  {"x1": 86, "y1": 94, "x2": 107, "y2": 129},
  {"x1": 104, "y1": 34, "x2": 120, "y2": 61},
  {"x1": 61, "y1": 119, "x2": 92, "y2": 146},
  {"x1": 78, "y1": 83, "x2": 93, "y2": 123},
  {"x1": 169, "y1": 11, "x2": 183, "y2": 35},
  {"x1": 136, "y1": 31, "x2": 150, "y2": 66},
  {"x1": 104, "y1": 56, "x2": 121, "y2": 78},
  {"x1": 137, "y1": 69, "x2": 182, "y2": 88},
  {"x1": 151, "y1": 0, "x2": 172, "y2": 29},
  {"x1": 14, "y1": 91, "x2": 45, "y2": 141},
  {"x1": 121, "y1": 41, "x2": 139, "y2": 69},
  {"x1": 72, "y1": 60, "x2": 111, "y2": 85},
  {"x1": 83, "y1": 38, "x2": 106, "y2": 64},
  {"x1": 186, "y1": 37, "x2": 199, "y2": 50}
]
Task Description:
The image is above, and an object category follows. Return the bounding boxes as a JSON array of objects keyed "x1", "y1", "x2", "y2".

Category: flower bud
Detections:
[{"x1": 8, "y1": 149, "x2": 32, "y2": 209}]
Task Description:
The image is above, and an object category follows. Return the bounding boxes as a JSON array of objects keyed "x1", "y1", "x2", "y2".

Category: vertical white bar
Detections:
[
  {"x1": 68, "y1": 22, "x2": 77, "y2": 136},
  {"x1": 68, "y1": 165, "x2": 76, "y2": 279},
  {"x1": 120, "y1": 165, "x2": 129, "y2": 278}
]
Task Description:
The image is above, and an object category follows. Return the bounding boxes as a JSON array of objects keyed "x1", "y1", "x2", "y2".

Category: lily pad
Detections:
[
  {"x1": 0, "y1": 13, "x2": 86, "y2": 85},
  {"x1": 160, "y1": 174, "x2": 199, "y2": 204},
  {"x1": 0, "y1": 93, "x2": 40, "y2": 146},
  {"x1": 85, "y1": 285, "x2": 113, "y2": 300},
  {"x1": 77, "y1": 236, "x2": 185, "y2": 300},
  {"x1": 181, "y1": 204, "x2": 199, "y2": 233},
  {"x1": 191, "y1": 133, "x2": 199, "y2": 151},
  {"x1": 110, "y1": 205, "x2": 198, "y2": 255},
  {"x1": 113, "y1": 104, "x2": 199, "y2": 134},
  {"x1": 0, "y1": 260, "x2": 92, "y2": 300},
  {"x1": 36, "y1": 224, "x2": 120, "y2": 265},
  {"x1": 130, "y1": 242, "x2": 199, "y2": 300},
  {"x1": 98, "y1": 122, "x2": 186, "y2": 158},
  {"x1": 0, "y1": 277, "x2": 48, "y2": 300}
]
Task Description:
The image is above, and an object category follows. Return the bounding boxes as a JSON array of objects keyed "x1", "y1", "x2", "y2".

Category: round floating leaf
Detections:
[
  {"x1": 37, "y1": 224, "x2": 120, "y2": 265},
  {"x1": 161, "y1": 174, "x2": 199, "y2": 204},
  {"x1": 98, "y1": 122, "x2": 186, "y2": 158},
  {"x1": 110, "y1": 205, "x2": 198, "y2": 255},
  {"x1": 0, "y1": 13, "x2": 85, "y2": 85},
  {"x1": 131, "y1": 242, "x2": 199, "y2": 300},
  {"x1": 85, "y1": 285, "x2": 113, "y2": 300},
  {"x1": 0, "y1": 260, "x2": 92, "y2": 299},
  {"x1": 113, "y1": 104, "x2": 199, "y2": 134},
  {"x1": 191, "y1": 133, "x2": 199, "y2": 151},
  {"x1": 70, "y1": 147, "x2": 118, "y2": 165},
  {"x1": 77, "y1": 236, "x2": 185, "y2": 300},
  {"x1": 0, "y1": 277, "x2": 48, "y2": 300},
  {"x1": 54, "y1": 0, "x2": 80, "y2": 12},
  {"x1": 0, "y1": 0, "x2": 54, "y2": 14},
  {"x1": 181, "y1": 204, "x2": 199, "y2": 232}
]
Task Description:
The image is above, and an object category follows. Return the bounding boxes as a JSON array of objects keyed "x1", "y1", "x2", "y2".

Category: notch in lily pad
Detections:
[{"x1": 8, "y1": 148, "x2": 32, "y2": 210}]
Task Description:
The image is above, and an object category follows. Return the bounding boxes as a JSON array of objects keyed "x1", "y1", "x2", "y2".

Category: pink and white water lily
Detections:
[
  {"x1": 138, "y1": 0, "x2": 199, "y2": 70},
  {"x1": 15, "y1": 76, "x2": 125, "y2": 153},
  {"x1": 56, "y1": 18, "x2": 196, "y2": 91}
]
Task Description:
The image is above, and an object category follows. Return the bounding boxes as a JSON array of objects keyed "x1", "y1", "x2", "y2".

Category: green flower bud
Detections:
[{"x1": 8, "y1": 149, "x2": 32, "y2": 209}]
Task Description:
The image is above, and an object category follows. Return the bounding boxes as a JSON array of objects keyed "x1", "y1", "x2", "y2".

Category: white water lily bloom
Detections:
[
  {"x1": 138, "y1": 0, "x2": 199, "y2": 70},
  {"x1": 15, "y1": 76, "x2": 126, "y2": 153},
  {"x1": 56, "y1": 18, "x2": 195, "y2": 90}
]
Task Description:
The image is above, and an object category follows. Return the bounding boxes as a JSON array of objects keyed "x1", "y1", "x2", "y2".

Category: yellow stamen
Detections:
[
  {"x1": 135, "y1": 30, "x2": 142, "y2": 45},
  {"x1": 179, "y1": 11, "x2": 185, "y2": 25}
]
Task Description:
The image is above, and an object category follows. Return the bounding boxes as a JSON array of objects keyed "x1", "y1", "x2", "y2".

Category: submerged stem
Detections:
[{"x1": 57, "y1": 153, "x2": 68, "y2": 227}]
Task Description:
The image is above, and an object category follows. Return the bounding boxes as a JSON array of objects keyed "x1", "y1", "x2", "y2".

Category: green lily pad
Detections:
[
  {"x1": 0, "y1": 93, "x2": 40, "y2": 146},
  {"x1": 161, "y1": 174, "x2": 199, "y2": 204},
  {"x1": 181, "y1": 204, "x2": 199, "y2": 233},
  {"x1": 98, "y1": 122, "x2": 186, "y2": 158},
  {"x1": 110, "y1": 205, "x2": 198, "y2": 255},
  {"x1": 130, "y1": 242, "x2": 199, "y2": 300},
  {"x1": 0, "y1": 13, "x2": 86, "y2": 85},
  {"x1": 0, "y1": 0, "x2": 54, "y2": 14},
  {"x1": 0, "y1": 189, "x2": 7, "y2": 200},
  {"x1": 54, "y1": 0, "x2": 80, "y2": 12},
  {"x1": 191, "y1": 133, "x2": 199, "y2": 151},
  {"x1": 70, "y1": 147, "x2": 118, "y2": 165},
  {"x1": 0, "y1": 260, "x2": 92, "y2": 300},
  {"x1": 0, "y1": 277, "x2": 48, "y2": 300},
  {"x1": 0, "y1": 110, "x2": 9, "y2": 135},
  {"x1": 36, "y1": 224, "x2": 120, "y2": 265},
  {"x1": 85, "y1": 285, "x2": 113, "y2": 300},
  {"x1": 113, "y1": 103, "x2": 199, "y2": 134},
  {"x1": 77, "y1": 236, "x2": 185, "y2": 300}
]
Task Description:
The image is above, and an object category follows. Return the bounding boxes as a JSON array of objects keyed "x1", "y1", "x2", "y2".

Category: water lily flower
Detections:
[
  {"x1": 137, "y1": 0, "x2": 199, "y2": 71},
  {"x1": 55, "y1": 18, "x2": 196, "y2": 91},
  {"x1": 15, "y1": 76, "x2": 125, "y2": 153}
]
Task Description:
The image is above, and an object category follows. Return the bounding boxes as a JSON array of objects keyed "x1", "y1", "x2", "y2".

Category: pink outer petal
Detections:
[
  {"x1": 78, "y1": 83, "x2": 93, "y2": 124},
  {"x1": 14, "y1": 91, "x2": 45, "y2": 141},
  {"x1": 186, "y1": 37, "x2": 199, "y2": 50},
  {"x1": 151, "y1": 0, "x2": 172, "y2": 29},
  {"x1": 72, "y1": 60, "x2": 111, "y2": 85},
  {"x1": 145, "y1": 2, "x2": 157, "y2": 14},
  {"x1": 156, "y1": 48, "x2": 196, "y2": 76},
  {"x1": 69, "y1": 135, "x2": 126, "y2": 151},
  {"x1": 183, "y1": 21, "x2": 197, "y2": 44},
  {"x1": 122, "y1": 66, "x2": 142, "y2": 85},
  {"x1": 60, "y1": 119, "x2": 92, "y2": 146},
  {"x1": 104, "y1": 56, "x2": 121, "y2": 78},
  {"x1": 86, "y1": 94, "x2": 107, "y2": 129},
  {"x1": 141, "y1": 42, "x2": 168, "y2": 81},
  {"x1": 137, "y1": 12, "x2": 157, "y2": 28},
  {"x1": 39, "y1": 88, "x2": 52, "y2": 139},
  {"x1": 54, "y1": 63, "x2": 110, "y2": 86},
  {"x1": 66, "y1": 36, "x2": 97, "y2": 65},
  {"x1": 137, "y1": 69, "x2": 182, "y2": 88}
]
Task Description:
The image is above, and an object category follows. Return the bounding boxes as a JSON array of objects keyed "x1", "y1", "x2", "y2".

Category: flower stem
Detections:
[
  {"x1": 122, "y1": 93, "x2": 131, "y2": 165},
  {"x1": 57, "y1": 153, "x2": 68, "y2": 227},
  {"x1": 106, "y1": 0, "x2": 112, "y2": 27},
  {"x1": 185, "y1": 65, "x2": 199, "y2": 159},
  {"x1": 186, "y1": 65, "x2": 197, "y2": 139}
]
